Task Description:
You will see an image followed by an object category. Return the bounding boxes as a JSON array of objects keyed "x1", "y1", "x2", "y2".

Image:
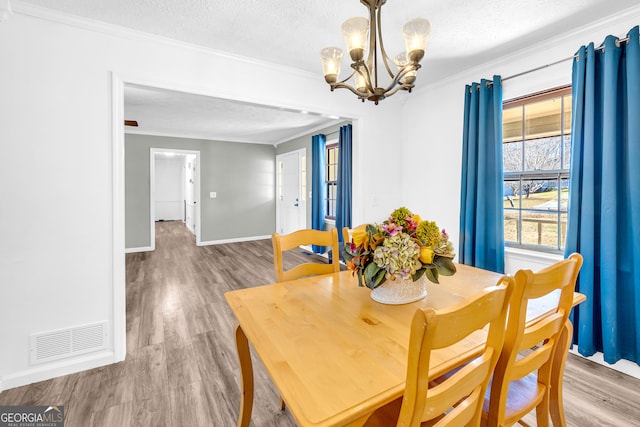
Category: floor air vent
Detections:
[{"x1": 30, "y1": 321, "x2": 108, "y2": 365}]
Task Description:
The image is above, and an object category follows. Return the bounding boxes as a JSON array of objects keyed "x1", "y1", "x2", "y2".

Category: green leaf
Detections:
[
  {"x1": 372, "y1": 268, "x2": 387, "y2": 289},
  {"x1": 356, "y1": 270, "x2": 365, "y2": 287},
  {"x1": 425, "y1": 268, "x2": 439, "y2": 284},
  {"x1": 412, "y1": 268, "x2": 426, "y2": 281},
  {"x1": 366, "y1": 224, "x2": 378, "y2": 235},
  {"x1": 434, "y1": 257, "x2": 456, "y2": 276},
  {"x1": 364, "y1": 262, "x2": 379, "y2": 286}
]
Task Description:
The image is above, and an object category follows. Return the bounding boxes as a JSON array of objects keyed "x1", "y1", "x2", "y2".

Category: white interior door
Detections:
[{"x1": 277, "y1": 150, "x2": 306, "y2": 235}]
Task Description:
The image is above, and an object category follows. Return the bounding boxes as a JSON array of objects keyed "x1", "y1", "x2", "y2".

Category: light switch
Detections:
[{"x1": 210, "y1": 192, "x2": 217, "y2": 198}]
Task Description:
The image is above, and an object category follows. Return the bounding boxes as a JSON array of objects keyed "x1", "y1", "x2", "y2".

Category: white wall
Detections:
[
  {"x1": 154, "y1": 156, "x2": 184, "y2": 221},
  {"x1": 0, "y1": 4, "x2": 402, "y2": 390}
]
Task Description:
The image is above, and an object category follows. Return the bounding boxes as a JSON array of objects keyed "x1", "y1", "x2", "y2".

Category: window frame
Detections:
[
  {"x1": 503, "y1": 85, "x2": 572, "y2": 253},
  {"x1": 325, "y1": 140, "x2": 339, "y2": 220}
]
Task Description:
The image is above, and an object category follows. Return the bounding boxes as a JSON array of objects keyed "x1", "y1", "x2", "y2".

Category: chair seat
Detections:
[{"x1": 483, "y1": 374, "x2": 545, "y2": 425}]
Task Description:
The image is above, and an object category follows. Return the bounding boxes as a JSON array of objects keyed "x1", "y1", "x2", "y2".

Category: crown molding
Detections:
[
  {"x1": 415, "y1": 3, "x2": 640, "y2": 93},
  {"x1": 11, "y1": 1, "x2": 320, "y2": 81},
  {"x1": 124, "y1": 128, "x2": 274, "y2": 146}
]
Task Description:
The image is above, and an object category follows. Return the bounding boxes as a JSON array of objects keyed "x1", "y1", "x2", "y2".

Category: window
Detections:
[
  {"x1": 325, "y1": 142, "x2": 338, "y2": 219},
  {"x1": 503, "y1": 86, "x2": 571, "y2": 251}
]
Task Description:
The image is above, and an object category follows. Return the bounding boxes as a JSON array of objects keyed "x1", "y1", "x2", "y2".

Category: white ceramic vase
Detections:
[{"x1": 370, "y1": 275, "x2": 427, "y2": 305}]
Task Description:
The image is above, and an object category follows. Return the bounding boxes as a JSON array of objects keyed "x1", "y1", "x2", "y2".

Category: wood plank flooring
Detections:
[{"x1": 1, "y1": 221, "x2": 639, "y2": 426}]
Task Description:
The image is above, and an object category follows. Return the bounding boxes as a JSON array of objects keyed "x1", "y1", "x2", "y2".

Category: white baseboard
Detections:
[
  {"x1": 0, "y1": 350, "x2": 116, "y2": 392},
  {"x1": 198, "y1": 235, "x2": 271, "y2": 246},
  {"x1": 571, "y1": 346, "x2": 640, "y2": 379},
  {"x1": 125, "y1": 245, "x2": 154, "y2": 253}
]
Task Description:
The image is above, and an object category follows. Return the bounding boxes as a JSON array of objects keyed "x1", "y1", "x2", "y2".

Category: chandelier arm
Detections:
[
  {"x1": 337, "y1": 70, "x2": 357, "y2": 85},
  {"x1": 375, "y1": 3, "x2": 396, "y2": 79},
  {"x1": 331, "y1": 81, "x2": 368, "y2": 98},
  {"x1": 383, "y1": 63, "x2": 420, "y2": 93},
  {"x1": 380, "y1": 84, "x2": 409, "y2": 99}
]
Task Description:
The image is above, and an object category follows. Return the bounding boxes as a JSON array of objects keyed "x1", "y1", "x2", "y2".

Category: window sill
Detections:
[{"x1": 505, "y1": 246, "x2": 563, "y2": 262}]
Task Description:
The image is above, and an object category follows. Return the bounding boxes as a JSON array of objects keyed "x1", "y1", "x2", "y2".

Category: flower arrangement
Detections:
[{"x1": 343, "y1": 207, "x2": 456, "y2": 289}]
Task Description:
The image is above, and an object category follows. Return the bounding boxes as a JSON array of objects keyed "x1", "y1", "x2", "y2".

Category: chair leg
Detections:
[
  {"x1": 536, "y1": 398, "x2": 550, "y2": 427},
  {"x1": 549, "y1": 320, "x2": 572, "y2": 427}
]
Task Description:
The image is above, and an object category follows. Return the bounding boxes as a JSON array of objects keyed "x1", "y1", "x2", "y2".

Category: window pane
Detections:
[
  {"x1": 503, "y1": 107, "x2": 523, "y2": 142},
  {"x1": 521, "y1": 211, "x2": 562, "y2": 247},
  {"x1": 560, "y1": 212, "x2": 568, "y2": 249},
  {"x1": 503, "y1": 141, "x2": 522, "y2": 172},
  {"x1": 560, "y1": 178, "x2": 569, "y2": 213},
  {"x1": 504, "y1": 181, "x2": 520, "y2": 209},
  {"x1": 563, "y1": 95, "x2": 572, "y2": 133},
  {"x1": 504, "y1": 212, "x2": 519, "y2": 244},
  {"x1": 524, "y1": 136, "x2": 562, "y2": 171},
  {"x1": 525, "y1": 97, "x2": 562, "y2": 140},
  {"x1": 563, "y1": 134, "x2": 571, "y2": 170},
  {"x1": 521, "y1": 178, "x2": 558, "y2": 206}
]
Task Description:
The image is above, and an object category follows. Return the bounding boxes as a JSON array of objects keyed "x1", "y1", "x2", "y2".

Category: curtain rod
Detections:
[{"x1": 483, "y1": 35, "x2": 634, "y2": 87}]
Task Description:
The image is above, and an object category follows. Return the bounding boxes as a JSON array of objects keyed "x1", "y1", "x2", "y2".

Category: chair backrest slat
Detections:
[{"x1": 272, "y1": 228, "x2": 340, "y2": 283}]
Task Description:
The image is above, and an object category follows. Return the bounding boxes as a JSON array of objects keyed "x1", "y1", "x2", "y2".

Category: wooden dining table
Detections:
[{"x1": 224, "y1": 265, "x2": 585, "y2": 427}]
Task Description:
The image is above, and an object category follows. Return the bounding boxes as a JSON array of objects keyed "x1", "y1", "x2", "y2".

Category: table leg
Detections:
[
  {"x1": 235, "y1": 323, "x2": 254, "y2": 427},
  {"x1": 550, "y1": 319, "x2": 572, "y2": 427}
]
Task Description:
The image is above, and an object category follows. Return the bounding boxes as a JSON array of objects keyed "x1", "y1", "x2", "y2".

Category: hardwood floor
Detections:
[{"x1": 1, "y1": 221, "x2": 639, "y2": 426}]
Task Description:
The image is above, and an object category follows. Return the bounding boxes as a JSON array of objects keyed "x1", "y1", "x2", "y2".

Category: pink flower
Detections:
[{"x1": 382, "y1": 222, "x2": 403, "y2": 236}]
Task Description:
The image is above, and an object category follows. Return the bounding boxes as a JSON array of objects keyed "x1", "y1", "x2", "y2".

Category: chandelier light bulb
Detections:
[
  {"x1": 394, "y1": 52, "x2": 417, "y2": 85},
  {"x1": 341, "y1": 17, "x2": 369, "y2": 62},
  {"x1": 403, "y1": 18, "x2": 431, "y2": 63},
  {"x1": 320, "y1": 47, "x2": 344, "y2": 84},
  {"x1": 354, "y1": 72, "x2": 368, "y2": 93}
]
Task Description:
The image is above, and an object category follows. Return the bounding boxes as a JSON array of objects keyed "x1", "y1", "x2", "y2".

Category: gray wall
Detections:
[
  {"x1": 276, "y1": 121, "x2": 350, "y2": 228},
  {"x1": 125, "y1": 134, "x2": 276, "y2": 248}
]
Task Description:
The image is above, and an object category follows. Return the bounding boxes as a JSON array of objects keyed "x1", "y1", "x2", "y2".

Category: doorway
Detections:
[
  {"x1": 276, "y1": 149, "x2": 306, "y2": 235},
  {"x1": 150, "y1": 148, "x2": 201, "y2": 247}
]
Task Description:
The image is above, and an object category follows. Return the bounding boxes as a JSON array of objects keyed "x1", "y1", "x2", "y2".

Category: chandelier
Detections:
[{"x1": 320, "y1": 0, "x2": 431, "y2": 104}]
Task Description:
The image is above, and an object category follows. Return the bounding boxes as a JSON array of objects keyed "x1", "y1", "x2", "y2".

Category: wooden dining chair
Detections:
[
  {"x1": 365, "y1": 277, "x2": 514, "y2": 427},
  {"x1": 272, "y1": 228, "x2": 340, "y2": 283},
  {"x1": 271, "y1": 228, "x2": 340, "y2": 410},
  {"x1": 342, "y1": 226, "x2": 351, "y2": 246},
  {"x1": 482, "y1": 253, "x2": 583, "y2": 427}
]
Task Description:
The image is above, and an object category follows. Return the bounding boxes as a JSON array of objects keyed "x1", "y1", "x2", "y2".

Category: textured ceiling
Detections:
[
  {"x1": 124, "y1": 84, "x2": 342, "y2": 144},
  {"x1": 17, "y1": 0, "x2": 640, "y2": 143}
]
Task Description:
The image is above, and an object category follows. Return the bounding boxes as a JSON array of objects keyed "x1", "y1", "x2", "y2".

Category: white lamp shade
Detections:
[
  {"x1": 341, "y1": 17, "x2": 369, "y2": 62},
  {"x1": 403, "y1": 18, "x2": 431, "y2": 62},
  {"x1": 320, "y1": 47, "x2": 344, "y2": 84}
]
